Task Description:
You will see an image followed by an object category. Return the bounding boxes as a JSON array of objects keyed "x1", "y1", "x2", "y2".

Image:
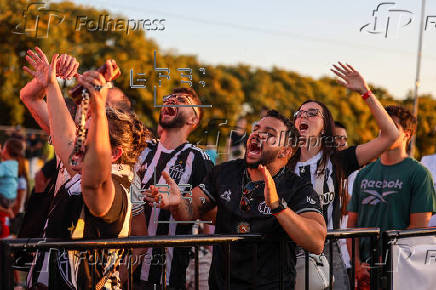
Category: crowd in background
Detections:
[{"x1": 0, "y1": 48, "x2": 435, "y2": 290}]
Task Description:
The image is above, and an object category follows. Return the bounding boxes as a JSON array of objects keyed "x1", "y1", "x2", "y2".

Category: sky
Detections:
[{"x1": 53, "y1": 0, "x2": 436, "y2": 99}]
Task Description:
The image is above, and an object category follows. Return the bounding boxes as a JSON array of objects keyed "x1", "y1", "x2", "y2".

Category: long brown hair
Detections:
[
  {"x1": 288, "y1": 100, "x2": 348, "y2": 218},
  {"x1": 106, "y1": 107, "x2": 150, "y2": 168}
]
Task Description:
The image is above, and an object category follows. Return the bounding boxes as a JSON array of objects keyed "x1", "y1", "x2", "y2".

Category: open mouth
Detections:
[
  {"x1": 163, "y1": 106, "x2": 177, "y2": 117},
  {"x1": 246, "y1": 140, "x2": 262, "y2": 158},
  {"x1": 299, "y1": 123, "x2": 309, "y2": 133}
]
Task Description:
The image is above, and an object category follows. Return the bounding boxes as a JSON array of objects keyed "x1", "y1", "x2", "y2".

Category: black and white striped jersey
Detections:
[{"x1": 130, "y1": 140, "x2": 214, "y2": 288}]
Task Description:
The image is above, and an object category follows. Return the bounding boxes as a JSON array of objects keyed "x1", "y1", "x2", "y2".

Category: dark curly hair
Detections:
[
  {"x1": 106, "y1": 107, "x2": 150, "y2": 168},
  {"x1": 385, "y1": 105, "x2": 417, "y2": 146},
  {"x1": 264, "y1": 110, "x2": 300, "y2": 153}
]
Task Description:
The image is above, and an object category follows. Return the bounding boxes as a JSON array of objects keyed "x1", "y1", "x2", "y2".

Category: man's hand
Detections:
[
  {"x1": 56, "y1": 54, "x2": 79, "y2": 79},
  {"x1": 330, "y1": 62, "x2": 370, "y2": 95},
  {"x1": 7, "y1": 208, "x2": 15, "y2": 219},
  {"x1": 143, "y1": 172, "x2": 182, "y2": 209},
  {"x1": 23, "y1": 47, "x2": 58, "y2": 89},
  {"x1": 257, "y1": 165, "x2": 279, "y2": 208},
  {"x1": 20, "y1": 78, "x2": 46, "y2": 101},
  {"x1": 103, "y1": 59, "x2": 121, "y2": 81},
  {"x1": 356, "y1": 262, "x2": 370, "y2": 286},
  {"x1": 77, "y1": 71, "x2": 109, "y2": 114}
]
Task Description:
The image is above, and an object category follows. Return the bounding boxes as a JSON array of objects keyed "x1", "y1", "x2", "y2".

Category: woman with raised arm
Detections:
[
  {"x1": 23, "y1": 48, "x2": 148, "y2": 289},
  {"x1": 288, "y1": 62, "x2": 399, "y2": 290}
]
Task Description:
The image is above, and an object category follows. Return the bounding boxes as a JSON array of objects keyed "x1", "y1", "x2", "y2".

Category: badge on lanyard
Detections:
[{"x1": 237, "y1": 221, "x2": 251, "y2": 233}]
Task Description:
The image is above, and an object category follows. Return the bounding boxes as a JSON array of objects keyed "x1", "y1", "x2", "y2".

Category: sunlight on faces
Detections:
[
  {"x1": 335, "y1": 127, "x2": 348, "y2": 151},
  {"x1": 159, "y1": 94, "x2": 198, "y2": 129},
  {"x1": 294, "y1": 102, "x2": 325, "y2": 141},
  {"x1": 245, "y1": 117, "x2": 288, "y2": 168}
]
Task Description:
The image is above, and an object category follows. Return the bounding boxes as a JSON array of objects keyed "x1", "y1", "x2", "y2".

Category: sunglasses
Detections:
[
  {"x1": 163, "y1": 94, "x2": 199, "y2": 118},
  {"x1": 240, "y1": 181, "x2": 260, "y2": 212},
  {"x1": 293, "y1": 108, "x2": 323, "y2": 119}
]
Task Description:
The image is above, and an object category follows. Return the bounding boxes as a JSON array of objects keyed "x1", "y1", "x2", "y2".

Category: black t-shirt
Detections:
[
  {"x1": 29, "y1": 170, "x2": 130, "y2": 290},
  {"x1": 41, "y1": 156, "x2": 57, "y2": 179},
  {"x1": 199, "y1": 159, "x2": 322, "y2": 290}
]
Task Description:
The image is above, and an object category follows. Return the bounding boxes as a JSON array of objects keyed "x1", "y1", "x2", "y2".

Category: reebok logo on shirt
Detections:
[
  {"x1": 360, "y1": 178, "x2": 403, "y2": 190},
  {"x1": 360, "y1": 178, "x2": 403, "y2": 205},
  {"x1": 362, "y1": 189, "x2": 398, "y2": 205}
]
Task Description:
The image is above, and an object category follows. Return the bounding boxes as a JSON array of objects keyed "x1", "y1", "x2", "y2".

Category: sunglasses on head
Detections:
[{"x1": 293, "y1": 108, "x2": 323, "y2": 119}]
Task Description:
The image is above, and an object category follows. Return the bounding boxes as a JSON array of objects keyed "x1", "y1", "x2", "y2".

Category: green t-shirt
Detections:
[{"x1": 348, "y1": 157, "x2": 436, "y2": 262}]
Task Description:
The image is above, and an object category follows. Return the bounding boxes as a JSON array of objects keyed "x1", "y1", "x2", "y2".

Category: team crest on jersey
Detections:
[
  {"x1": 258, "y1": 201, "x2": 271, "y2": 215},
  {"x1": 169, "y1": 163, "x2": 185, "y2": 181},
  {"x1": 220, "y1": 189, "x2": 232, "y2": 202}
]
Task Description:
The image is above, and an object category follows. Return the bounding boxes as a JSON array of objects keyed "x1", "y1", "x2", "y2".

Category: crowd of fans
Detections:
[{"x1": 0, "y1": 48, "x2": 435, "y2": 290}]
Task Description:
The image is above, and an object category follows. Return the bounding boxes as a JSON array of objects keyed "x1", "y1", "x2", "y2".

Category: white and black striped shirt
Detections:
[
  {"x1": 130, "y1": 140, "x2": 214, "y2": 288},
  {"x1": 294, "y1": 146, "x2": 359, "y2": 230}
]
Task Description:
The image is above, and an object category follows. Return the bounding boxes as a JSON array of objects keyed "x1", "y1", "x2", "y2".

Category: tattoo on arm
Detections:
[
  {"x1": 183, "y1": 198, "x2": 193, "y2": 218},
  {"x1": 198, "y1": 198, "x2": 215, "y2": 217}
]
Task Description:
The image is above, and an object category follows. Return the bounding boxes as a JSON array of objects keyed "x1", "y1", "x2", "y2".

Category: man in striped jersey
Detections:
[{"x1": 130, "y1": 87, "x2": 214, "y2": 289}]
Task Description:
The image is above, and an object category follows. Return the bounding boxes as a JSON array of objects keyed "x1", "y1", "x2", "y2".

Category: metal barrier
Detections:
[
  {"x1": 323, "y1": 228, "x2": 381, "y2": 290},
  {"x1": 5, "y1": 228, "x2": 422, "y2": 289},
  {"x1": 1, "y1": 234, "x2": 261, "y2": 290}
]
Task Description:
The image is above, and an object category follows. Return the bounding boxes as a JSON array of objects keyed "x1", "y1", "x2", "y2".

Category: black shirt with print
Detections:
[
  {"x1": 30, "y1": 175, "x2": 128, "y2": 290},
  {"x1": 199, "y1": 159, "x2": 322, "y2": 290}
]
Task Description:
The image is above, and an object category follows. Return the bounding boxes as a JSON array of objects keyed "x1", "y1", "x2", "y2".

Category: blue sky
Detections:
[{"x1": 54, "y1": 0, "x2": 436, "y2": 99}]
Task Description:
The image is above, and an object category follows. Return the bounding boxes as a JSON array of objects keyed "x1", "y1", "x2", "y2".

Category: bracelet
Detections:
[
  {"x1": 94, "y1": 82, "x2": 113, "y2": 92},
  {"x1": 271, "y1": 208, "x2": 287, "y2": 216},
  {"x1": 361, "y1": 90, "x2": 372, "y2": 100}
]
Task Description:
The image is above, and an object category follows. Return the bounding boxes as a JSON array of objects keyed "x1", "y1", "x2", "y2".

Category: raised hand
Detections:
[
  {"x1": 258, "y1": 165, "x2": 279, "y2": 208},
  {"x1": 56, "y1": 54, "x2": 79, "y2": 79},
  {"x1": 20, "y1": 78, "x2": 46, "y2": 101},
  {"x1": 330, "y1": 62, "x2": 370, "y2": 95},
  {"x1": 77, "y1": 71, "x2": 109, "y2": 113},
  {"x1": 143, "y1": 172, "x2": 182, "y2": 209},
  {"x1": 103, "y1": 59, "x2": 121, "y2": 81},
  {"x1": 23, "y1": 47, "x2": 58, "y2": 89}
]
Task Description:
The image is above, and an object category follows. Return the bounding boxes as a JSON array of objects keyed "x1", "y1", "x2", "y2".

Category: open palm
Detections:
[
  {"x1": 330, "y1": 62, "x2": 369, "y2": 95},
  {"x1": 23, "y1": 47, "x2": 58, "y2": 89}
]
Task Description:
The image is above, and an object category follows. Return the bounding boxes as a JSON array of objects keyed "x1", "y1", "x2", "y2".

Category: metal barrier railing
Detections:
[
  {"x1": 0, "y1": 229, "x2": 382, "y2": 290},
  {"x1": 324, "y1": 228, "x2": 381, "y2": 290},
  {"x1": 1, "y1": 234, "x2": 262, "y2": 290}
]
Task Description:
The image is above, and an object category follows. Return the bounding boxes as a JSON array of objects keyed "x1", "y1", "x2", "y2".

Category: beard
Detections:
[
  {"x1": 244, "y1": 149, "x2": 278, "y2": 168},
  {"x1": 159, "y1": 110, "x2": 187, "y2": 129}
]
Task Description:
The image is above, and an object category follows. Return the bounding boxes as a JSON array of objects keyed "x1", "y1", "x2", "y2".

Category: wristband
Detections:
[
  {"x1": 271, "y1": 208, "x2": 287, "y2": 216},
  {"x1": 361, "y1": 90, "x2": 372, "y2": 100}
]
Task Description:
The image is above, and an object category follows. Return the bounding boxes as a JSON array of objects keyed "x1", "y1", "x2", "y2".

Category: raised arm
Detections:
[
  {"x1": 258, "y1": 165, "x2": 326, "y2": 254},
  {"x1": 24, "y1": 48, "x2": 77, "y2": 175},
  {"x1": 331, "y1": 62, "x2": 399, "y2": 166},
  {"x1": 22, "y1": 50, "x2": 79, "y2": 135},
  {"x1": 19, "y1": 79, "x2": 50, "y2": 133},
  {"x1": 77, "y1": 71, "x2": 115, "y2": 217}
]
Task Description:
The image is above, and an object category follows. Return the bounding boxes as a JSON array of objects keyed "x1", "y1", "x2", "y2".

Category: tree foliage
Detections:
[{"x1": 1, "y1": 0, "x2": 435, "y2": 159}]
